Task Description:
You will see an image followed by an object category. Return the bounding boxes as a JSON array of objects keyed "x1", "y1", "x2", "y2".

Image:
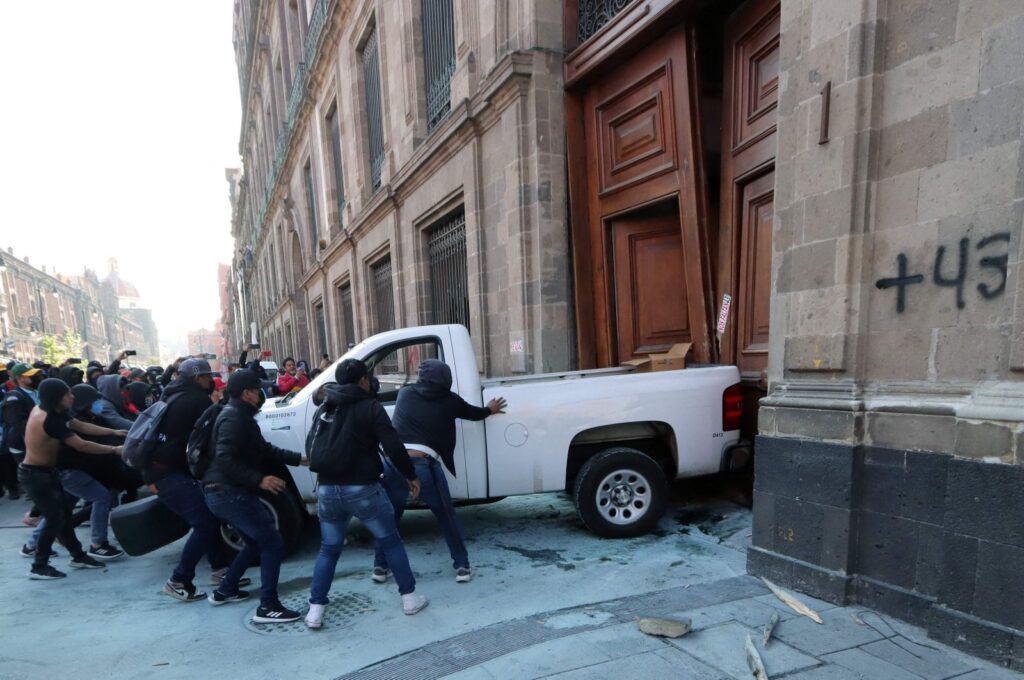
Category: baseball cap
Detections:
[
  {"x1": 227, "y1": 369, "x2": 262, "y2": 397},
  {"x1": 10, "y1": 363, "x2": 41, "y2": 379},
  {"x1": 178, "y1": 358, "x2": 216, "y2": 379}
]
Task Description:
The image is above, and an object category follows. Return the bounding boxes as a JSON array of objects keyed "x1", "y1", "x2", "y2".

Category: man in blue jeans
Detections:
[
  {"x1": 305, "y1": 359, "x2": 426, "y2": 629},
  {"x1": 375, "y1": 359, "x2": 506, "y2": 584},
  {"x1": 148, "y1": 359, "x2": 238, "y2": 602},
  {"x1": 202, "y1": 369, "x2": 307, "y2": 623}
]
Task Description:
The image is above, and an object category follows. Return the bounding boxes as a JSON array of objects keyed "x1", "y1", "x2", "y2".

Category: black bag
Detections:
[
  {"x1": 109, "y1": 495, "x2": 190, "y2": 556},
  {"x1": 307, "y1": 402, "x2": 356, "y2": 477},
  {"x1": 186, "y1": 403, "x2": 223, "y2": 480},
  {"x1": 122, "y1": 393, "x2": 182, "y2": 469}
]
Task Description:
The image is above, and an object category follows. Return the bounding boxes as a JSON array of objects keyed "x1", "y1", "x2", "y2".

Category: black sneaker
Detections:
[
  {"x1": 29, "y1": 564, "x2": 67, "y2": 580},
  {"x1": 87, "y1": 543, "x2": 125, "y2": 561},
  {"x1": 208, "y1": 589, "x2": 251, "y2": 606},
  {"x1": 69, "y1": 554, "x2": 104, "y2": 569},
  {"x1": 209, "y1": 567, "x2": 252, "y2": 587},
  {"x1": 163, "y1": 580, "x2": 206, "y2": 602},
  {"x1": 20, "y1": 544, "x2": 60, "y2": 559},
  {"x1": 252, "y1": 602, "x2": 302, "y2": 623}
]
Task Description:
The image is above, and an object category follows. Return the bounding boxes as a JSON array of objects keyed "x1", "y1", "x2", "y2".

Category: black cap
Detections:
[
  {"x1": 38, "y1": 378, "x2": 70, "y2": 413},
  {"x1": 70, "y1": 384, "x2": 100, "y2": 411},
  {"x1": 335, "y1": 359, "x2": 368, "y2": 385},
  {"x1": 227, "y1": 369, "x2": 262, "y2": 397}
]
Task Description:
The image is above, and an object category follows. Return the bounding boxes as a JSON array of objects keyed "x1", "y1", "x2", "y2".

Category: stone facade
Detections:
[
  {"x1": 226, "y1": 0, "x2": 571, "y2": 376},
  {"x1": 752, "y1": 0, "x2": 1024, "y2": 669},
  {"x1": 0, "y1": 248, "x2": 157, "y2": 363}
]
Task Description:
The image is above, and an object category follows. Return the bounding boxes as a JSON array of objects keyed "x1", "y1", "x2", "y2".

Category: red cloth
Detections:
[{"x1": 277, "y1": 372, "x2": 310, "y2": 394}]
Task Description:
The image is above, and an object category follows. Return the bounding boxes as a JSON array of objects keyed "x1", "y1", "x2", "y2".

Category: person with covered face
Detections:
[
  {"x1": 374, "y1": 359, "x2": 506, "y2": 585},
  {"x1": 17, "y1": 378, "x2": 128, "y2": 579},
  {"x1": 1, "y1": 363, "x2": 44, "y2": 499}
]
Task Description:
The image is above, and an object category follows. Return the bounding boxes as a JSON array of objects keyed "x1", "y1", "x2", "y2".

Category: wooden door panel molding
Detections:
[
  {"x1": 737, "y1": 173, "x2": 774, "y2": 368},
  {"x1": 612, "y1": 215, "x2": 691, "y2": 359},
  {"x1": 729, "y1": 2, "x2": 781, "y2": 154},
  {"x1": 596, "y1": 62, "x2": 678, "y2": 196}
]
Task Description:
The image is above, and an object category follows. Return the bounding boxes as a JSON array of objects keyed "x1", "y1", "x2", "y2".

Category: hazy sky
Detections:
[{"x1": 0, "y1": 1, "x2": 240, "y2": 349}]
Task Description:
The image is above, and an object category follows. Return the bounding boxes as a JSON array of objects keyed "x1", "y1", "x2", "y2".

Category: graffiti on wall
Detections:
[{"x1": 875, "y1": 233, "x2": 1011, "y2": 313}]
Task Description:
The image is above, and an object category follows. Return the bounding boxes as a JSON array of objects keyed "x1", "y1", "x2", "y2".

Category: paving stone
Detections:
[
  {"x1": 671, "y1": 598, "x2": 799, "y2": 632},
  {"x1": 753, "y1": 591, "x2": 839, "y2": 616},
  {"x1": 955, "y1": 668, "x2": 1024, "y2": 680},
  {"x1": 667, "y1": 621, "x2": 820, "y2": 679},
  {"x1": 771, "y1": 605, "x2": 886, "y2": 656},
  {"x1": 573, "y1": 622, "x2": 665, "y2": 658},
  {"x1": 443, "y1": 666, "x2": 497, "y2": 680},
  {"x1": 784, "y1": 665, "x2": 872, "y2": 680},
  {"x1": 545, "y1": 647, "x2": 727, "y2": 680},
  {"x1": 860, "y1": 638, "x2": 978, "y2": 679},
  {"x1": 477, "y1": 635, "x2": 612, "y2": 679},
  {"x1": 824, "y1": 647, "x2": 929, "y2": 680}
]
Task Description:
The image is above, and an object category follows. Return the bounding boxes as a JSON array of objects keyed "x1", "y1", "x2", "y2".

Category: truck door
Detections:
[{"x1": 362, "y1": 333, "x2": 471, "y2": 500}]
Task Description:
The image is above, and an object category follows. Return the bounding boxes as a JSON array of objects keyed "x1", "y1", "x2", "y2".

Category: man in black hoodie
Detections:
[
  {"x1": 304, "y1": 359, "x2": 426, "y2": 628},
  {"x1": 202, "y1": 369, "x2": 306, "y2": 623},
  {"x1": 148, "y1": 359, "x2": 236, "y2": 602},
  {"x1": 375, "y1": 359, "x2": 506, "y2": 584}
]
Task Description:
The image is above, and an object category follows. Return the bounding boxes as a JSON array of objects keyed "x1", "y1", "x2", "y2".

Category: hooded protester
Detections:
[
  {"x1": 58, "y1": 366, "x2": 84, "y2": 387},
  {"x1": 68, "y1": 384, "x2": 143, "y2": 502},
  {"x1": 126, "y1": 368, "x2": 154, "y2": 412},
  {"x1": 374, "y1": 359, "x2": 506, "y2": 585},
  {"x1": 303, "y1": 359, "x2": 425, "y2": 628},
  {"x1": 148, "y1": 359, "x2": 239, "y2": 603},
  {"x1": 18, "y1": 378, "x2": 127, "y2": 579},
  {"x1": 95, "y1": 375, "x2": 134, "y2": 429},
  {"x1": 2, "y1": 363, "x2": 43, "y2": 498},
  {"x1": 86, "y1": 363, "x2": 104, "y2": 388}
]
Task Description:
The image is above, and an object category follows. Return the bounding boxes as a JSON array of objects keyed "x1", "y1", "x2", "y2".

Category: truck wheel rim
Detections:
[
  {"x1": 595, "y1": 469, "x2": 652, "y2": 525},
  {"x1": 220, "y1": 498, "x2": 279, "y2": 552}
]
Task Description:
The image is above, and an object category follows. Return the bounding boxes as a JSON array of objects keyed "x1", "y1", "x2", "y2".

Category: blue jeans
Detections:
[
  {"x1": 205, "y1": 486, "x2": 284, "y2": 607},
  {"x1": 30, "y1": 470, "x2": 112, "y2": 547},
  {"x1": 376, "y1": 457, "x2": 469, "y2": 570},
  {"x1": 311, "y1": 483, "x2": 416, "y2": 604},
  {"x1": 155, "y1": 473, "x2": 231, "y2": 586}
]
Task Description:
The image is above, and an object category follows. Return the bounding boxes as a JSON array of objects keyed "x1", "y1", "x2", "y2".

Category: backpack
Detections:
[
  {"x1": 121, "y1": 393, "x2": 182, "y2": 469},
  {"x1": 307, "y1": 401, "x2": 357, "y2": 477},
  {"x1": 186, "y1": 403, "x2": 223, "y2": 480}
]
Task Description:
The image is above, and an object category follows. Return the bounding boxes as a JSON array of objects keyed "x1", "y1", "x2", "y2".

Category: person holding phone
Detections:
[{"x1": 276, "y1": 357, "x2": 310, "y2": 394}]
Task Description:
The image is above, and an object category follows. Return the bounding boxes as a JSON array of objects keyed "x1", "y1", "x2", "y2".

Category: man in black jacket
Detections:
[
  {"x1": 1, "y1": 363, "x2": 43, "y2": 499},
  {"x1": 149, "y1": 359, "x2": 236, "y2": 603},
  {"x1": 202, "y1": 369, "x2": 306, "y2": 623},
  {"x1": 304, "y1": 359, "x2": 426, "y2": 629},
  {"x1": 375, "y1": 359, "x2": 506, "y2": 584}
]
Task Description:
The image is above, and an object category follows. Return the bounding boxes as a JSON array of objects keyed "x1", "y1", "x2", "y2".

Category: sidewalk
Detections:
[{"x1": 338, "y1": 575, "x2": 1023, "y2": 680}]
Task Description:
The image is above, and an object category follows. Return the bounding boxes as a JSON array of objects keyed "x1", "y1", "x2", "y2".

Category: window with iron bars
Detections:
[
  {"x1": 325, "y1": 101, "x2": 345, "y2": 230},
  {"x1": 337, "y1": 281, "x2": 356, "y2": 351},
  {"x1": 370, "y1": 255, "x2": 395, "y2": 334},
  {"x1": 421, "y1": 0, "x2": 455, "y2": 132},
  {"x1": 361, "y1": 24, "x2": 385, "y2": 192},
  {"x1": 576, "y1": 0, "x2": 634, "y2": 45},
  {"x1": 314, "y1": 300, "x2": 328, "y2": 359},
  {"x1": 427, "y1": 209, "x2": 469, "y2": 332},
  {"x1": 303, "y1": 159, "x2": 319, "y2": 258}
]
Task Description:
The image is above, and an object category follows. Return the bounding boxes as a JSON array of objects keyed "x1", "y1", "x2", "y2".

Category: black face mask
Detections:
[
  {"x1": 256, "y1": 389, "x2": 266, "y2": 408},
  {"x1": 29, "y1": 375, "x2": 43, "y2": 390},
  {"x1": 370, "y1": 377, "x2": 381, "y2": 396}
]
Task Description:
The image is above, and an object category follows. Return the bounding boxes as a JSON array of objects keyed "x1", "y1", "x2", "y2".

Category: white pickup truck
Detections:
[{"x1": 236, "y1": 324, "x2": 747, "y2": 553}]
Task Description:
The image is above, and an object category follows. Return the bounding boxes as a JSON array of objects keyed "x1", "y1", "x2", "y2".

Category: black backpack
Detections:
[
  {"x1": 186, "y1": 403, "x2": 224, "y2": 480},
  {"x1": 122, "y1": 393, "x2": 182, "y2": 469},
  {"x1": 307, "y1": 401, "x2": 356, "y2": 477}
]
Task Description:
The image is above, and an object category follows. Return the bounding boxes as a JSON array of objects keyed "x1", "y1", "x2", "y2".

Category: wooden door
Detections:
[
  {"x1": 580, "y1": 24, "x2": 712, "y2": 366},
  {"x1": 611, "y1": 212, "x2": 692, "y2": 360},
  {"x1": 717, "y1": 0, "x2": 780, "y2": 436}
]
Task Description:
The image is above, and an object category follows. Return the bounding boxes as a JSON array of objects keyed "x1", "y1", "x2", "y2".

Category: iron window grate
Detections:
[
  {"x1": 577, "y1": 0, "x2": 635, "y2": 45},
  {"x1": 422, "y1": 0, "x2": 456, "y2": 132},
  {"x1": 361, "y1": 25, "x2": 385, "y2": 192},
  {"x1": 371, "y1": 255, "x2": 395, "y2": 334},
  {"x1": 427, "y1": 210, "x2": 469, "y2": 332}
]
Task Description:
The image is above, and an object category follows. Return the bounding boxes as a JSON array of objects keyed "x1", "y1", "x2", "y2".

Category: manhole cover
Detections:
[{"x1": 244, "y1": 591, "x2": 375, "y2": 635}]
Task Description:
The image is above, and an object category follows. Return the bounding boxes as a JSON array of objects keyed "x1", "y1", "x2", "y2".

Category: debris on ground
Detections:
[
  {"x1": 636, "y1": 616, "x2": 692, "y2": 638},
  {"x1": 762, "y1": 611, "x2": 780, "y2": 647},
  {"x1": 745, "y1": 633, "x2": 769, "y2": 680},
  {"x1": 761, "y1": 577, "x2": 823, "y2": 624}
]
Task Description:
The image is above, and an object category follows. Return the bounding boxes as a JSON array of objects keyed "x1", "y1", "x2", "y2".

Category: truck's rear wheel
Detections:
[
  {"x1": 573, "y1": 447, "x2": 668, "y2": 538},
  {"x1": 219, "y1": 490, "x2": 303, "y2": 557}
]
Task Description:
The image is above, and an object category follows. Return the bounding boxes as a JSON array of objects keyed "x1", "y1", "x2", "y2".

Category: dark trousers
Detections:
[
  {"x1": 18, "y1": 464, "x2": 84, "y2": 568},
  {"x1": 154, "y1": 473, "x2": 232, "y2": 586},
  {"x1": 1, "y1": 452, "x2": 19, "y2": 494},
  {"x1": 205, "y1": 486, "x2": 284, "y2": 607}
]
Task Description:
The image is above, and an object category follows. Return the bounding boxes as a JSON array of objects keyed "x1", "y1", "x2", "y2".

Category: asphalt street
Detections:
[{"x1": 0, "y1": 482, "x2": 751, "y2": 679}]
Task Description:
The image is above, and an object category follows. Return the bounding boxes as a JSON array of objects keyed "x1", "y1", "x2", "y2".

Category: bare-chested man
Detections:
[{"x1": 18, "y1": 378, "x2": 128, "y2": 580}]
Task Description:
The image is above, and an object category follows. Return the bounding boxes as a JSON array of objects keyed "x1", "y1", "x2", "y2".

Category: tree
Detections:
[{"x1": 38, "y1": 329, "x2": 85, "y2": 366}]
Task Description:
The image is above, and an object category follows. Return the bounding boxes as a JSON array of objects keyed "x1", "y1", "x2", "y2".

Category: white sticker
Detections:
[
  {"x1": 510, "y1": 339, "x2": 525, "y2": 353},
  {"x1": 717, "y1": 294, "x2": 732, "y2": 335}
]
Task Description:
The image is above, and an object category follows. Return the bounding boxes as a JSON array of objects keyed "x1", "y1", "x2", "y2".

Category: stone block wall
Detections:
[{"x1": 752, "y1": 0, "x2": 1024, "y2": 668}]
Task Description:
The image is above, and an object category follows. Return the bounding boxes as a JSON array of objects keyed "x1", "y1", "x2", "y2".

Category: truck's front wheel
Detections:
[
  {"x1": 219, "y1": 489, "x2": 304, "y2": 557},
  {"x1": 573, "y1": 447, "x2": 668, "y2": 538}
]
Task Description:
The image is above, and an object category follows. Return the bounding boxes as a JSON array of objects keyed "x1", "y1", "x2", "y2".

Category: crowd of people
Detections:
[{"x1": 0, "y1": 347, "x2": 506, "y2": 628}]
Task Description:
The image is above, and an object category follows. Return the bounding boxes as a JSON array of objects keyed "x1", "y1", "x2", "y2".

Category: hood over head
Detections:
[
  {"x1": 96, "y1": 373, "x2": 126, "y2": 404},
  {"x1": 38, "y1": 378, "x2": 70, "y2": 413},
  {"x1": 70, "y1": 384, "x2": 101, "y2": 413},
  {"x1": 412, "y1": 359, "x2": 453, "y2": 398},
  {"x1": 59, "y1": 366, "x2": 84, "y2": 386}
]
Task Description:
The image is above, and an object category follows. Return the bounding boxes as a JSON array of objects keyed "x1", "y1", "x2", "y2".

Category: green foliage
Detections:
[{"x1": 38, "y1": 329, "x2": 85, "y2": 365}]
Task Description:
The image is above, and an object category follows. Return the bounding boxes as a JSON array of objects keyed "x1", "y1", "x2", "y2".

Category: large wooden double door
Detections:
[{"x1": 568, "y1": 0, "x2": 780, "y2": 415}]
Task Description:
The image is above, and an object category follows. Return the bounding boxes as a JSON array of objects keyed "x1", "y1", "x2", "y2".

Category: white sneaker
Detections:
[
  {"x1": 455, "y1": 567, "x2": 472, "y2": 583},
  {"x1": 402, "y1": 593, "x2": 429, "y2": 616},
  {"x1": 305, "y1": 603, "x2": 325, "y2": 629}
]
